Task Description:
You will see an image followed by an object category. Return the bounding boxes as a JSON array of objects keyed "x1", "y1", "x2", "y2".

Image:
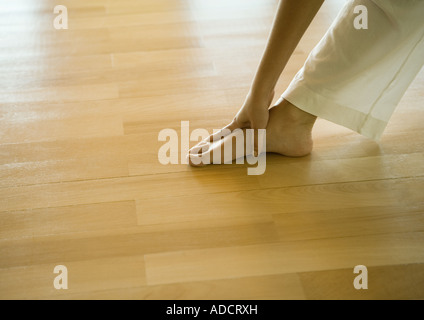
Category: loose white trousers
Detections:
[{"x1": 281, "y1": 0, "x2": 424, "y2": 140}]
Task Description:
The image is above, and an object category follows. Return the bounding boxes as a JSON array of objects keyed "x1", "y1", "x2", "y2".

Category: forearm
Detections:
[{"x1": 250, "y1": 0, "x2": 324, "y2": 100}]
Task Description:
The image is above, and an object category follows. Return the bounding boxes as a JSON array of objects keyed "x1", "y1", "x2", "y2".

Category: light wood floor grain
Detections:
[{"x1": 0, "y1": 0, "x2": 423, "y2": 300}]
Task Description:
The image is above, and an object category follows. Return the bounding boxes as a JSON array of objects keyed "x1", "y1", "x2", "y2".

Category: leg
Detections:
[{"x1": 282, "y1": 0, "x2": 424, "y2": 140}]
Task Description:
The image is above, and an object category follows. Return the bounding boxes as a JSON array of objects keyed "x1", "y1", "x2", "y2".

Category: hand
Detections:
[{"x1": 205, "y1": 90, "x2": 275, "y2": 156}]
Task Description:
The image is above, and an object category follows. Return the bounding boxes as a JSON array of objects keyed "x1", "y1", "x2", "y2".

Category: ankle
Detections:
[{"x1": 283, "y1": 100, "x2": 316, "y2": 126}]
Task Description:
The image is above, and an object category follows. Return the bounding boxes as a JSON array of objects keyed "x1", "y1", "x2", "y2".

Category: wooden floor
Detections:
[{"x1": 1, "y1": 0, "x2": 423, "y2": 300}]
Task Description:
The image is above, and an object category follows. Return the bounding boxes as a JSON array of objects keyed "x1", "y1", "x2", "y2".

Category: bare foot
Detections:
[
  {"x1": 188, "y1": 98, "x2": 317, "y2": 166},
  {"x1": 266, "y1": 98, "x2": 316, "y2": 157}
]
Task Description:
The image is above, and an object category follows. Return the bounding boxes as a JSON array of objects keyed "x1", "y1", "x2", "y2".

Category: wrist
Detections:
[{"x1": 247, "y1": 88, "x2": 275, "y2": 108}]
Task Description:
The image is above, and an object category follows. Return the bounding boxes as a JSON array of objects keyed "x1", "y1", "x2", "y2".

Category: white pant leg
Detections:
[{"x1": 280, "y1": 0, "x2": 424, "y2": 140}]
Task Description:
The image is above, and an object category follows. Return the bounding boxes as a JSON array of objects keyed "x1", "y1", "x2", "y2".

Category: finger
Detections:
[
  {"x1": 189, "y1": 138, "x2": 209, "y2": 152},
  {"x1": 188, "y1": 144, "x2": 212, "y2": 166},
  {"x1": 207, "y1": 119, "x2": 239, "y2": 143},
  {"x1": 187, "y1": 153, "x2": 206, "y2": 167},
  {"x1": 188, "y1": 143, "x2": 209, "y2": 156}
]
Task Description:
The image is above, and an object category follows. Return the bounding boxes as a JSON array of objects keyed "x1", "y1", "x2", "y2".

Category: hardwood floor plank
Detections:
[
  {"x1": 273, "y1": 206, "x2": 424, "y2": 242},
  {"x1": 0, "y1": 84, "x2": 119, "y2": 104},
  {"x1": 0, "y1": 256, "x2": 146, "y2": 300},
  {"x1": 0, "y1": 115, "x2": 124, "y2": 144},
  {"x1": 0, "y1": 156, "x2": 129, "y2": 188},
  {"x1": 0, "y1": 168, "x2": 422, "y2": 212},
  {"x1": 144, "y1": 232, "x2": 424, "y2": 285},
  {"x1": 0, "y1": 222, "x2": 279, "y2": 269},
  {"x1": 52, "y1": 273, "x2": 306, "y2": 300},
  {"x1": 0, "y1": 201, "x2": 137, "y2": 240},
  {"x1": 299, "y1": 264, "x2": 424, "y2": 300}
]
